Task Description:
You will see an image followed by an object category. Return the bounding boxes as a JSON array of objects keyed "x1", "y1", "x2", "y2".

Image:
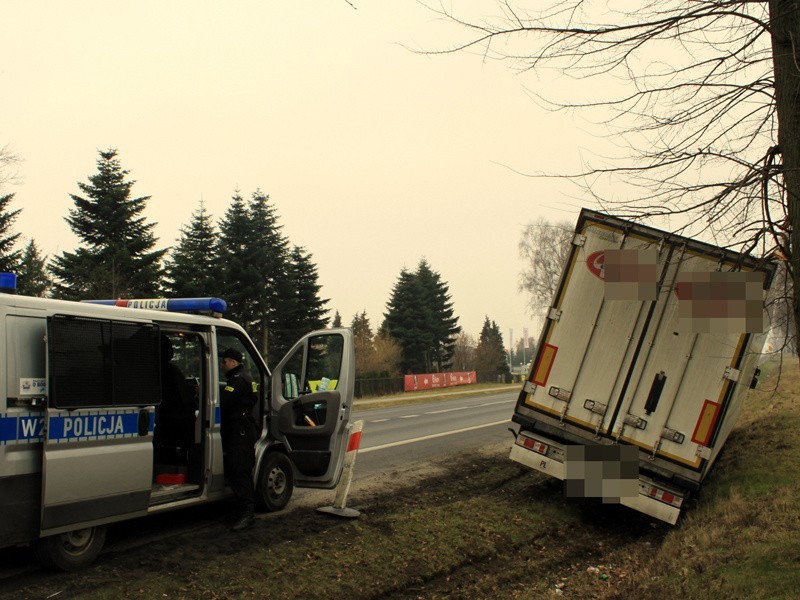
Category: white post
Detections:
[{"x1": 317, "y1": 419, "x2": 364, "y2": 518}]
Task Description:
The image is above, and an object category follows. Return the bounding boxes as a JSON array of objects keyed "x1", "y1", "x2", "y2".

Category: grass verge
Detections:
[{"x1": 14, "y1": 359, "x2": 800, "y2": 599}]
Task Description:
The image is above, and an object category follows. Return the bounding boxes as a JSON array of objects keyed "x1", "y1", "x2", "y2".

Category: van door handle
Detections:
[{"x1": 138, "y1": 409, "x2": 150, "y2": 436}]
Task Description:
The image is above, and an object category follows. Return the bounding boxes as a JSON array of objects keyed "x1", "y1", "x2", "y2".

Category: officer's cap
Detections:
[{"x1": 220, "y1": 347, "x2": 243, "y2": 363}]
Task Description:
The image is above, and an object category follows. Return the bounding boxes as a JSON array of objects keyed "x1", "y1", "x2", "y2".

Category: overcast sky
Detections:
[{"x1": 1, "y1": 1, "x2": 594, "y2": 347}]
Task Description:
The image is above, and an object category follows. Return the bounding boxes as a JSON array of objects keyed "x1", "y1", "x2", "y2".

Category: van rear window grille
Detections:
[{"x1": 48, "y1": 316, "x2": 159, "y2": 409}]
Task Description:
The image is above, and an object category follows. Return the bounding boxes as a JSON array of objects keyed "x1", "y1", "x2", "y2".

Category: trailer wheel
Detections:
[
  {"x1": 256, "y1": 451, "x2": 294, "y2": 512},
  {"x1": 34, "y1": 525, "x2": 107, "y2": 571}
]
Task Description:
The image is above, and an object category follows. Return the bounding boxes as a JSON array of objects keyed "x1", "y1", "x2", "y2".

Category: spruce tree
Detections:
[
  {"x1": 217, "y1": 189, "x2": 290, "y2": 363},
  {"x1": 273, "y1": 245, "x2": 329, "y2": 358},
  {"x1": 246, "y1": 190, "x2": 291, "y2": 361},
  {"x1": 0, "y1": 193, "x2": 21, "y2": 274},
  {"x1": 17, "y1": 240, "x2": 51, "y2": 297},
  {"x1": 217, "y1": 191, "x2": 257, "y2": 326},
  {"x1": 49, "y1": 149, "x2": 166, "y2": 299},
  {"x1": 415, "y1": 259, "x2": 460, "y2": 371},
  {"x1": 383, "y1": 268, "x2": 435, "y2": 373},
  {"x1": 382, "y1": 260, "x2": 461, "y2": 374},
  {"x1": 332, "y1": 310, "x2": 343, "y2": 328},
  {"x1": 164, "y1": 201, "x2": 221, "y2": 297},
  {"x1": 474, "y1": 317, "x2": 510, "y2": 382}
]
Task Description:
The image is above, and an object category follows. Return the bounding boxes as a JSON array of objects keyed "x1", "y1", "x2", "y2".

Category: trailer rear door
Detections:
[{"x1": 519, "y1": 211, "x2": 769, "y2": 470}]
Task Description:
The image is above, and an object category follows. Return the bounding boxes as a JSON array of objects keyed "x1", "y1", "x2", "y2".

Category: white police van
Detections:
[{"x1": 0, "y1": 275, "x2": 354, "y2": 570}]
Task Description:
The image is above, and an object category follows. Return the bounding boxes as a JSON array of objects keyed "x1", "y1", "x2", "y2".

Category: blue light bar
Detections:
[
  {"x1": 0, "y1": 272, "x2": 17, "y2": 292},
  {"x1": 82, "y1": 297, "x2": 227, "y2": 315}
]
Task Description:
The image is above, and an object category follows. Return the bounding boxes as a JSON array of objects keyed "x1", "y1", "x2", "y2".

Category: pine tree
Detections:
[
  {"x1": 332, "y1": 310, "x2": 343, "y2": 328},
  {"x1": 382, "y1": 260, "x2": 461, "y2": 374},
  {"x1": 383, "y1": 268, "x2": 432, "y2": 373},
  {"x1": 474, "y1": 317, "x2": 510, "y2": 382},
  {"x1": 49, "y1": 149, "x2": 166, "y2": 299},
  {"x1": 274, "y1": 245, "x2": 329, "y2": 358},
  {"x1": 164, "y1": 201, "x2": 221, "y2": 297},
  {"x1": 247, "y1": 190, "x2": 291, "y2": 361},
  {"x1": 0, "y1": 193, "x2": 21, "y2": 274},
  {"x1": 216, "y1": 191, "x2": 253, "y2": 325},
  {"x1": 17, "y1": 240, "x2": 51, "y2": 297},
  {"x1": 217, "y1": 189, "x2": 291, "y2": 363},
  {"x1": 415, "y1": 259, "x2": 460, "y2": 371}
]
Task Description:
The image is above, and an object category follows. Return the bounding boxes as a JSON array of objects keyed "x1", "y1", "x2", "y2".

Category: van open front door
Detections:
[
  {"x1": 270, "y1": 328, "x2": 354, "y2": 488},
  {"x1": 41, "y1": 315, "x2": 157, "y2": 534}
]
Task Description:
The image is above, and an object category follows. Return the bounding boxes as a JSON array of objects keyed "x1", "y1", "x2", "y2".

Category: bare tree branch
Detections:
[{"x1": 423, "y1": 0, "x2": 800, "y2": 354}]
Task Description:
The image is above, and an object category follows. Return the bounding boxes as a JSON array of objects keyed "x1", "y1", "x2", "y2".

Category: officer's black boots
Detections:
[{"x1": 231, "y1": 504, "x2": 255, "y2": 531}]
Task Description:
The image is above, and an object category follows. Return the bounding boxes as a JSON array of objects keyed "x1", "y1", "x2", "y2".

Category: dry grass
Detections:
[
  {"x1": 10, "y1": 358, "x2": 799, "y2": 599},
  {"x1": 601, "y1": 356, "x2": 800, "y2": 600}
]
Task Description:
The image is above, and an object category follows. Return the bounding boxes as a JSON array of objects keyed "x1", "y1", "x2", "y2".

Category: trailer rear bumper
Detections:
[{"x1": 510, "y1": 431, "x2": 683, "y2": 525}]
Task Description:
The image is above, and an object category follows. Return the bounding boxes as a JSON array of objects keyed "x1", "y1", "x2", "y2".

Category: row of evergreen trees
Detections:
[
  {"x1": 1, "y1": 148, "x2": 511, "y2": 376},
  {"x1": 3, "y1": 149, "x2": 327, "y2": 365},
  {"x1": 335, "y1": 260, "x2": 510, "y2": 380}
]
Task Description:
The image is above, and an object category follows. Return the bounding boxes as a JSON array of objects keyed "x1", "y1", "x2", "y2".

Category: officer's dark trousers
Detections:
[{"x1": 223, "y1": 433, "x2": 256, "y2": 513}]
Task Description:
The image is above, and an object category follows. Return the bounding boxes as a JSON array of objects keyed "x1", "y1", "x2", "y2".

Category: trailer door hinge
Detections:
[
  {"x1": 548, "y1": 307, "x2": 562, "y2": 321},
  {"x1": 572, "y1": 233, "x2": 586, "y2": 247},
  {"x1": 724, "y1": 366, "x2": 741, "y2": 382},
  {"x1": 523, "y1": 381, "x2": 537, "y2": 394},
  {"x1": 696, "y1": 445, "x2": 712, "y2": 460}
]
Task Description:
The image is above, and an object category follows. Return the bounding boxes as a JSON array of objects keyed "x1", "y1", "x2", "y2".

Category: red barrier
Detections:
[{"x1": 404, "y1": 371, "x2": 477, "y2": 392}]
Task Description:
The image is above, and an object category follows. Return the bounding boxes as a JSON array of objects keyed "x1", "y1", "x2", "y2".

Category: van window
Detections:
[
  {"x1": 48, "y1": 316, "x2": 160, "y2": 409},
  {"x1": 280, "y1": 333, "x2": 345, "y2": 397},
  {"x1": 306, "y1": 334, "x2": 344, "y2": 392}
]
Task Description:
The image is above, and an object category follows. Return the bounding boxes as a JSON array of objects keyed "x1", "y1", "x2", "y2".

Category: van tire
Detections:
[
  {"x1": 256, "y1": 451, "x2": 294, "y2": 512},
  {"x1": 33, "y1": 525, "x2": 107, "y2": 571}
]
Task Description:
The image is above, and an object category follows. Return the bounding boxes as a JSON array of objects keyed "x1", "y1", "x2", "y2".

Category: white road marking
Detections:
[
  {"x1": 400, "y1": 414, "x2": 420, "y2": 419},
  {"x1": 370, "y1": 418, "x2": 389, "y2": 423},
  {"x1": 425, "y1": 406, "x2": 471, "y2": 415},
  {"x1": 360, "y1": 419, "x2": 510, "y2": 454},
  {"x1": 479, "y1": 399, "x2": 517, "y2": 407}
]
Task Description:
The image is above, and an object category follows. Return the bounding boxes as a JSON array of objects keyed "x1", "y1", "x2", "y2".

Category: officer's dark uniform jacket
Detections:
[
  {"x1": 221, "y1": 364, "x2": 258, "y2": 441},
  {"x1": 221, "y1": 364, "x2": 258, "y2": 507}
]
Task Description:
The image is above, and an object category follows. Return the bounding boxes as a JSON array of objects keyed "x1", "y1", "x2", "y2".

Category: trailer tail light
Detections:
[
  {"x1": 518, "y1": 435, "x2": 549, "y2": 456},
  {"x1": 645, "y1": 484, "x2": 684, "y2": 508}
]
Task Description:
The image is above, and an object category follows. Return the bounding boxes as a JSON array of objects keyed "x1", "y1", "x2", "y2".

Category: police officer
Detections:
[{"x1": 219, "y1": 347, "x2": 258, "y2": 531}]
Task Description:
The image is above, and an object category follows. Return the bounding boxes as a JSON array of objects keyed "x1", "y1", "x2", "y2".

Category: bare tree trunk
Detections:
[{"x1": 769, "y1": 0, "x2": 800, "y2": 363}]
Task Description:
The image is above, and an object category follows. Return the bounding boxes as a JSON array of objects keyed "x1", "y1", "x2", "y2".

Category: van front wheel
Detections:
[
  {"x1": 256, "y1": 451, "x2": 294, "y2": 512},
  {"x1": 34, "y1": 525, "x2": 107, "y2": 571}
]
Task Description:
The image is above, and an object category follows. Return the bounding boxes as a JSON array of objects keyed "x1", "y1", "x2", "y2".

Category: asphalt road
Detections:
[{"x1": 348, "y1": 390, "x2": 519, "y2": 481}]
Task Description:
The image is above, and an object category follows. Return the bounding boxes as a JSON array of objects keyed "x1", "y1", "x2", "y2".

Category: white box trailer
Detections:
[{"x1": 510, "y1": 209, "x2": 776, "y2": 524}]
